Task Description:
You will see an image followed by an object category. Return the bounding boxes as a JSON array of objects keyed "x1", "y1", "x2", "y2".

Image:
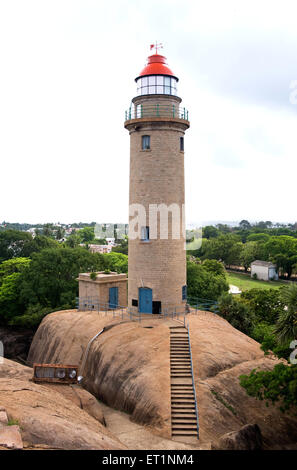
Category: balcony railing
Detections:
[{"x1": 125, "y1": 104, "x2": 189, "y2": 121}]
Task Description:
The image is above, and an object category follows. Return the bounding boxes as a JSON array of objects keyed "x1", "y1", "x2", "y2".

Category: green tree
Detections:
[
  {"x1": 55, "y1": 227, "x2": 65, "y2": 240},
  {"x1": 21, "y1": 235, "x2": 58, "y2": 257},
  {"x1": 65, "y1": 233, "x2": 81, "y2": 248},
  {"x1": 0, "y1": 257, "x2": 31, "y2": 281},
  {"x1": 240, "y1": 241, "x2": 259, "y2": 272},
  {"x1": 240, "y1": 364, "x2": 297, "y2": 413},
  {"x1": 251, "y1": 322, "x2": 291, "y2": 359},
  {"x1": 0, "y1": 272, "x2": 24, "y2": 323},
  {"x1": 202, "y1": 226, "x2": 219, "y2": 239},
  {"x1": 19, "y1": 247, "x2": 105, "y2": 310},
  {"x1": 240, "y1": 288, "x2": 284, "y2": 325},
  {"x1": 239, "y1": 220, "x2": 251, "y2": 230},
  {"x1": 42, "y1": 224, "x2": 54, "y2": 238},
  {"x1": 274, "y1": 284, "x2": 297, "y2": 344},
  {"x1": 263, "y1": 236, "x2": 297, "y2": 278},
  {"x1": 187, "y1": 261, "x2": 229, "y2": 301},
  {"x1": 202, "y1": 259, "x2": 225, "y2": 276},
  {"x1": 247, "y1": 233, "x2": 270, "y2": 243},
  {"x1": 0, "y1": 230, "x2": 32, "y2": 262},
  {"x1": 112, "y1": 237, "x2": 128, "y2": 255},
  {"x1": 103, "y1": 252, "x2": 128, "y2": 273},
  {"x1": 203, "y1": 234, "x2": 243, "y2": 267},
  {"x1": 217, "y1": 293, "x2": 255, "y2": 335},
  {"x1": 78, "y1": 227, "x2": 95, "y2": 243}
]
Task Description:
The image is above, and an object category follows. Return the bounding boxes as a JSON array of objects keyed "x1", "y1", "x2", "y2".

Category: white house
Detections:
[{"x1": 250, "y1": 260, "x2": 278, "y2": 281}]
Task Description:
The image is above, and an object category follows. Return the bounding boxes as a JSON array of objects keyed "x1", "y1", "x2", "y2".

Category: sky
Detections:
[{"x1": 0, "y1": 0, "x2": 297, "y2": 226}]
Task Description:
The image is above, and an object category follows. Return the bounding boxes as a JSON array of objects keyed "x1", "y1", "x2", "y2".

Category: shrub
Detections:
[
  {"x1": 187, "y1": 261, "x2": 229, "y2": 301},
  {"x1": 240, "y1": 288, "x2": 285, "y2": 324},
  {"x1": 240, "y1": 363, "x2": 297, "y2": 413},
  {"x1": 217, "y1": 293, "x2": 255, "y2": 335}
]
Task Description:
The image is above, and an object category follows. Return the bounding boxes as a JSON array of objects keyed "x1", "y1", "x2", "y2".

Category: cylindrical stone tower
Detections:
[{"x1": 124, "y1": 49, "x2": 190, "y2": 314}]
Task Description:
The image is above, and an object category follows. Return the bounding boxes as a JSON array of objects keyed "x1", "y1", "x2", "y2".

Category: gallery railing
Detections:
[{"x1": 125, "y1": 104, "x2": 189, "y2": 121}]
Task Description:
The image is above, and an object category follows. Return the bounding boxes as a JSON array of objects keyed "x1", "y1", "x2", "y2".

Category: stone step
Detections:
[
  {"x1": 172, "y1": 431, "x2": 198, "y2": 436},
  {"x1": 171, "y1": 364, "x2": 191, "y2": 367},
  {"x1": 171, "y1": 383, "x2": 193, "y2": 387},
  {"x1": 170, "y1": 354, "x2": 190, "y2": 356},
  {"x1": 172, "y1": 413, "x2": 197, "y2": 418},
  {"x1": 172, "y1": 418, "x2": 197, "y2": 422},
  {"x1": 172, "y1": 424, "x2": 198, "y2": 430},
  {"x1": 171, "y1": 361, "x2": 191, "y2": 367},
  {"x1": 172, "y1": 401, "x2": 195, "y2": 406},
  {"x1": 172, "y1": 408, "x2": 196, "y2": 412},
  {"x1": 171, "y1": 374, "x2": 192, "y2": 377},
  {"x1": 170, "y1": 358, "x2": 191, "y2": 365},
  {"x1": 172, "y1": 433, "x2": 198, "y2": 437},
  {"x1": 171, "y1": 367, "x2": 191, "y2": 371}
]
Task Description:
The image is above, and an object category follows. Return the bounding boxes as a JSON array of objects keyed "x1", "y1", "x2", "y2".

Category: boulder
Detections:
[
  {"x1": 28, "y1": 311, "x2": 171, "y2": 437},
  {"x1": 0, "y1": 407, "x2": 8, "y2": 425},
  {"x1": 0, "y1": 359, "x2": 126, "y2": 450},
  {"x1": 28, "y1": 309, "x2": 297, "y2": 449},
  {"x1": 216, "y1": 424, "x2": 262, "y2": 450},
  {"x1": 0, "y1": 424, "x2": 23, "y2": 450},
  {"x1": 43, "y1": 383, "x2": 106, "y2": 426}
]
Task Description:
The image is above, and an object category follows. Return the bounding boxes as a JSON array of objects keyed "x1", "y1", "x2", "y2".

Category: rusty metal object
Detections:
[{"x1": 33, "y1": 363, "x2": 78, "y2": 384}]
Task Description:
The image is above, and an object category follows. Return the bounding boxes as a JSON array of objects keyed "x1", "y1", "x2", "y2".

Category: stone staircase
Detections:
[{"x1": 170, "y1": 325, "x2": 199, "y2": 440}]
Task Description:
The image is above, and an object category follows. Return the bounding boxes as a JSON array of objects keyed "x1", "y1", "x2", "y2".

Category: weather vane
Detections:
[{"x1": 150, "y1": 41, "x2": 163, "y2": 54}]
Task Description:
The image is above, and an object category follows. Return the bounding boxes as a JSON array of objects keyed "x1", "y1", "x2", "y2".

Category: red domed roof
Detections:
[{"x1": 136, "y1": 54, "x2": 178, "y2": 81}]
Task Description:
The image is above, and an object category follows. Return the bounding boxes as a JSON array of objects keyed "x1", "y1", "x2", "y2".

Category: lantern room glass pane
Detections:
[{"x1": 136, "y1": 75, "x2": 178, "y2": 96}]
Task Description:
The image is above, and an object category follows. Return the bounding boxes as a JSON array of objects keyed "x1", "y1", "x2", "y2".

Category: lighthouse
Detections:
[{"x1": 124, "y1": 45, "x2": 190, "y2": 314}]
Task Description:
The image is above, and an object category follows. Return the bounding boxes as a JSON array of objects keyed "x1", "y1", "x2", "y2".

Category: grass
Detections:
[
  {"x1": 211, "y1": 389, "x2": 237, "y2": 415},
  {"x1": 7, "y1": 418, "x2": 19, "y2": 426},
  {"x1": 226, "y1": 272, "x2": 287, "y2": 292}
]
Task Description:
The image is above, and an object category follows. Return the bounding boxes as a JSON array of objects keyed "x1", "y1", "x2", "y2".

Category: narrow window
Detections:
[
  {"x1": 142, "y1": 135, "x2": 150, "y2": 150},
  {"x1": 182, "y1": 285, "x2": 187, "y2": 301},
  {"x1": 141, "y1": 226, "x2": 150, "y2": 241},
  {"x1": 180, "y1": 136, "x2": 184, "y2": 151}
]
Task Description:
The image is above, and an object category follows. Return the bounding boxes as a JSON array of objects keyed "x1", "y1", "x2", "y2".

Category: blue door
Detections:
[
  {"x1": 109, "y1": 287, "x2": 118, "y2": 309},
  {"x1": 139, "y1": 288, "x2": 152, "y2": 313}
]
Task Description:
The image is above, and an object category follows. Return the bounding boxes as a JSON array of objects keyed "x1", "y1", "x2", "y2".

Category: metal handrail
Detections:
[
  {"x1": 187, "y1": 321, "x2": 199, "y2": 439},
  {"x1": 78, "y1": 328, "x2": 105, "y2": 381},
  {"x1": 76, "y1": 296, "x2": 190, "y2": 323},
  {"x1": 187, "y1": 297, "x2": 219, "y2": 313},
  {"x1": 125, "y1": 104, "x2": 189, "y2": 121}
]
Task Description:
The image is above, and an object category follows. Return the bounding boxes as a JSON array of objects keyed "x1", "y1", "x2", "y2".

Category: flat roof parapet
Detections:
[{"x1": 78, "y1": 271, "x2": 127, "y2": 284}]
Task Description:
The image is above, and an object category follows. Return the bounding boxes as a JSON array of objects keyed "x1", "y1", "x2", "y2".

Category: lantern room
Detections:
[{"x1": 135, "y1": 54, "x2": 178, "y2": 96}]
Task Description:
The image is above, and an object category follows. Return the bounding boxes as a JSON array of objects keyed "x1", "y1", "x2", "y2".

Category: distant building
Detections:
[
  {"x1": 26, "y1": 227, "x2": 37, "y2": 238},
  {"x1": 83, "y1": 244, "x2": 113, "y2": 254},
  {"x1": 251, "y1": 260, "x2": 278, "y2": 281},
  {"x1": 106, "y1": 238, "x2": 116, "y2": 246}
]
